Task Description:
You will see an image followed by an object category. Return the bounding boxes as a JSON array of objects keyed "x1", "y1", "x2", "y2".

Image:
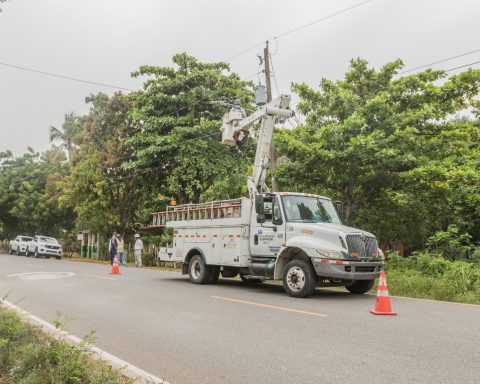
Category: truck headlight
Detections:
[{"x1": 316, "y1": 249, "x2": 347, "y2": 259}]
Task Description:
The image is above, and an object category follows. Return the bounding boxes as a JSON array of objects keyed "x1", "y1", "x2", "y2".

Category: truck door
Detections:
[{"x1": 250, "y1": 195, "x2": 285, "y2": 257}]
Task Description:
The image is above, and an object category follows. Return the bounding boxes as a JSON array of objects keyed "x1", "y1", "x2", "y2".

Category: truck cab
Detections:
[{"x1": 250, "y1": 192, "x2": 383, "y2": 296}]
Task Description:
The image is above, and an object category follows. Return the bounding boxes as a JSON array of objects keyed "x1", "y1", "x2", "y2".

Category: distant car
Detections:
[
  {"x1": 27, "y1": 236, "x2": 63, "y2": 259},
  {"x1": 9, "y1": 235, "x2": 33, "y2": 255}
]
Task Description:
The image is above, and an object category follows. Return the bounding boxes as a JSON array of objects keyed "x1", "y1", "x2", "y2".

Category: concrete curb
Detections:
[{"x1": 1, "y1": 299, "x2": 168, "y2": 384}]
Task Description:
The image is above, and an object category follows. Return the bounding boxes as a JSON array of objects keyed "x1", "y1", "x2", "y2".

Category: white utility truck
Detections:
[{"x1": 154, "y1": 93, "x2": 384, "y2": 297}]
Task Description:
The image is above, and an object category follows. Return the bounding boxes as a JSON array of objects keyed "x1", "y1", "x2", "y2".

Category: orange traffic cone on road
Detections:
[
  {"x1": 110, "y1": 255, "x2": 121, "y2": 275},
  {"x1": 370, "y1": 270, "x2": 397, "y2": 315}
]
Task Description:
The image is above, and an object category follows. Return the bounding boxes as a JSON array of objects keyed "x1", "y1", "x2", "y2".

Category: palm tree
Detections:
[{"x1": 49, "y1": 112, "x2": 83, "y2": 162}]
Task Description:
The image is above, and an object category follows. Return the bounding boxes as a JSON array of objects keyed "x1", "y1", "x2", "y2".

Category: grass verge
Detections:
[
  {"x1": 0, "y1": 307, "x2": 132, "y2": 384},
  {"x1": 384, "y1": 253, "x2": 480, "y2": 305}
]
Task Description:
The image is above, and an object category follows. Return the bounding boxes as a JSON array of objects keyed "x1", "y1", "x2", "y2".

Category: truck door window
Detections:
[{"x1": 272, "y1": 197, "x2": 283, "y2": 225}]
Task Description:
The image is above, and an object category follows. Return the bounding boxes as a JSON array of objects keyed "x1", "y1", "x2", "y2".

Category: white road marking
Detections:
[
  {"x1": 7, "y1": 272, "x2": 75, "y2": 280},
  {"x1": 0, "y1": 299, "x2": 167, "y2": 384},
  {"x1": 211, "y1": 295, "x2": 328, "y2": 317}
]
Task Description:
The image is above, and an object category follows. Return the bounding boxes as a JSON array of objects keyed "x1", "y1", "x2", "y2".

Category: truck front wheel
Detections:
[
  {"x1": 345, "y1": 280, "x2": 375, "y2": 294},
  {"x1": 282, "y1": 260, "x2": 317, "y2": 298},
  {"x1": 189, "y1": 255, "x2": 213, "y2": 285}
]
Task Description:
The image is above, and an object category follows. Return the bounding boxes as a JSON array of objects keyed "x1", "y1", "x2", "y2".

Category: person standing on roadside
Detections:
[
  {"x1": 108, "y1": 230, "x2": 118, "y2": 265},
  {"x1": 134, "y1": 233, "x2": 144, "y2": 268},
  {"x1": 116, "y1": 234, "x2": 126, "y2": 267}
]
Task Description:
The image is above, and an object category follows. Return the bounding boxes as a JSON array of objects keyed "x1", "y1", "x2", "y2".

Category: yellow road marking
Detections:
[
  {"x1": 211, "y1": 296, "x2": 327, "y2": 317},
  {"x1": 85, "y1": 273, "x2": 117, "y2": 281}
]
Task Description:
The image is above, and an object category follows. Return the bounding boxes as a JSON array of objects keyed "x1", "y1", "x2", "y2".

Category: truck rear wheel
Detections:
[
  {"x1": 345, "y1": 279, "x2": 375, "y2": 294},
  {"x1": 282, "y1": 260, "x2": 317, "y2": 298},
  {"x1": 188, "y1": 255, "x2": 213, "y2": 285}
]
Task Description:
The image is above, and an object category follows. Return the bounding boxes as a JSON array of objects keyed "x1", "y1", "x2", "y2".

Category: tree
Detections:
[
  {"x1": 0, "y1": 148, "x2": 74, "y2": 238},
  {"x1": 49, "y1": 112, "x2": 84, "y2": 163},
  {"x1": 57, "y1": 92, "x2": 142, "y2": 236},
  {"x1": 124, "y1": 53, "x2": 255, "y2": 208},
  {"x1": 276, "y1": 58, "x2": 480, "y2": 251}
]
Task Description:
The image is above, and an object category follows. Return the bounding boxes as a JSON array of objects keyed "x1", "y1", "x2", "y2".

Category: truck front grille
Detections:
[{"x1": 346, "y1": 235, "x2": 378, "y2": 259}]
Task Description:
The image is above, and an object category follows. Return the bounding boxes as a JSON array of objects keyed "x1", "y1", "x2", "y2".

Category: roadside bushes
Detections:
[
  {"x1": 385, "y1": 252, "x2": 480, "y2": 304},
  {"x1": 0, "y1": 308, "x2": 131, "y2": 384}
]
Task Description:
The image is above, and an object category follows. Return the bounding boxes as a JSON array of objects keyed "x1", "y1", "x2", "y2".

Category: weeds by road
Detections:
[{"x1": 0, "y1": 307, "x2": 132, "y2": 384}]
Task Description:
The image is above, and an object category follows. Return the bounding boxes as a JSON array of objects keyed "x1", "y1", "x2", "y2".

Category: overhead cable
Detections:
[
  {"x1": 399, "y1": 48, "x2": 480, "y2": 74},
  {"x1": 0, "y1": 62, "x2": 135, "y2": 91}
]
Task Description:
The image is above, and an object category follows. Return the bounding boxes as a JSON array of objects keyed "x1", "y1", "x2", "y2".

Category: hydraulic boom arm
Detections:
[{"x1": 220, "y1": 94, "x2": 294, "y2": 197}]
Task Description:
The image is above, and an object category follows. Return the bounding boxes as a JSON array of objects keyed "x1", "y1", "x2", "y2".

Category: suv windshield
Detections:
[
  {"x1": 281, "y1": 195, "x2": 341, "y2": 224},
  {"x1": 39, "y1": 237, "x2": 57, "y2": 243},
  {"x1": 21, "y1": 237, "x2": 33, "y2": 242}
]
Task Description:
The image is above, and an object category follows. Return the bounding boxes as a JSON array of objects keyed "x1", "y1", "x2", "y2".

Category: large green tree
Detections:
[
  {"x1": 277, "y1": 59, "x2": 480, "y2": 251},
  {"x1": 0, "y1": 148, "x2": 74, "y2": 238},
  {"x1": 124, "y1": 53, "x2": 255, "y2": 207},
  {"x1": 57, "y1": 92, "x2": 142, "y2": 236}
]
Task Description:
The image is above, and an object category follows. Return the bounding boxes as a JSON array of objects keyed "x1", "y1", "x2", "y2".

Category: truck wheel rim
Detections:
[
  {"x1": 286, "y1": 266, "x2": 305, "y2": 291},
  {"x1": 191, "y1": 259, "x2": 202, "y2": 279}
]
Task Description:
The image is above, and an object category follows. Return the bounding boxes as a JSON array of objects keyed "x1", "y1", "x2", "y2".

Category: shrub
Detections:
[
  {"x1": 385, "y1": 250, "x2": 480, "y2": 304},
  {"x1": 426, "y1": 225, "x2": 473, "y2": 260}
]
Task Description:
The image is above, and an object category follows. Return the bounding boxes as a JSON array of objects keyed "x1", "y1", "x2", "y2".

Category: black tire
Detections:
[
  {"x1": 188, "y1": 255, "x2": 212, "y2": 285},
  {"x1": 239, "y1": 274, "x2": 264, "y2": 284},
  {"x1": 9, "y1": 247, "x2": 13, "y2": 255},
  {"x1": 24, "y1": 248, "x2": 29, "y2": 256},
  {"x1": 56, "y1": 256, "x2": 61, "y2": 260},
  {"x1": 34, "y1": 248, "x2": 39, "y2": 258},
  {"x1": 282, "y1": 259, "x2": 317, "y2": 298},
  {"x1": 345, "y1": 279, "x2": 375, "y2": 294},
  {"x1": 16, "y1": 247, "x2": 20, "y2": 256}
]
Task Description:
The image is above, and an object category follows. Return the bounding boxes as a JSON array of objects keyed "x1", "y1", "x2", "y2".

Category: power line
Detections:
[
  {"x1": 274, "y1": 0, "x2": 373, "y2": 40},
  {"x1": 225, "y1": 0, "x2": 374, "y2": 62},
  {"x1": 399, "y1": 48, "x2": 480, "y2": 74},
  {"x1": 444, "y1": 60, "x2": 480, "y2": 73},
  {"x1": 0, "y1": 62, "x2": 135, "y2": 92}
]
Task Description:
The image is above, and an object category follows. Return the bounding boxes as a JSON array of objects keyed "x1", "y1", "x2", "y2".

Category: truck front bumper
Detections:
[{"x1": 312, "y1": 259, "x2": 383, "y2": 281}]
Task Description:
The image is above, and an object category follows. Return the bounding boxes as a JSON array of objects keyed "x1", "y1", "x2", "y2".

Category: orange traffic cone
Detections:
[
  {"x1": 370, "y1": 270, "x2": 397, "y2": 315},
  {"x1": 110, "y1": 254, "x2": 121, "y2": 275}
]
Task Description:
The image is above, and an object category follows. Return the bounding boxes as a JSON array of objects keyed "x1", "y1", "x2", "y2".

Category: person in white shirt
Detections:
[{"x1": 134, "y1": 233, "x2": 144, "y2": 268}]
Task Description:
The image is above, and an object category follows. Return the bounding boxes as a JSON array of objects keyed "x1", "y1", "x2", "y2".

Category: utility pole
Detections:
[
  {"x1": 263, "y1": 41, "x2": 280, "y2": 192},
  {"x1": 263, "y1": 41, "x2": 272, "y2": 103}
]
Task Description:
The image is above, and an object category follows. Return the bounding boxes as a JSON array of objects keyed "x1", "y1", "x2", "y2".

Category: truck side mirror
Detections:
[
  {"x1": 255, "y1": 195, "x2": 264, "y2": 214},
  {"x1": 256, "y1": 213, "x2": 266, "y2": 224}
]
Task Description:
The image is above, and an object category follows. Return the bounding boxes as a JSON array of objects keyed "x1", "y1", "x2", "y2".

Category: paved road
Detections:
[{"x1": 1, "y1": 253, "x2": 479, "y2": 384}]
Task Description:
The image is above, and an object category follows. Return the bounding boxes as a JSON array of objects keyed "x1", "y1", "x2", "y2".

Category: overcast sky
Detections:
[{"x1": 1, "y1": 0, "x2": 479, "y2": 155}]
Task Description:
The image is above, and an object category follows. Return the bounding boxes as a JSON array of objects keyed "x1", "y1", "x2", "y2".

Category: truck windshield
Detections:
[{"x1": 281, "y1": 196, "x2": 341, "y2": 224}]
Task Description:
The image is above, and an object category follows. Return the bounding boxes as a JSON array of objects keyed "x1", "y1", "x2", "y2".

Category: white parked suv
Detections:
[
  {"x1": 9, "y1": 235, "x2": 33, "y2": 255},
  {"x1": 27, "y1": 236, "x2": 63, "y2": 259}
]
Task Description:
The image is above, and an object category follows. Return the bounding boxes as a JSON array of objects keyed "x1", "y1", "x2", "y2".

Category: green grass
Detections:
[
  {"x1": 384, "y1": 253, "x2": 480, "y2": 305},
  {"x1": 0, "y1": 307, "x2": 132, "y2": 384}
]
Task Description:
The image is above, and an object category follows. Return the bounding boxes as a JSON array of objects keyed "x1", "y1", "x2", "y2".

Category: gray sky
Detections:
[{"x1": 1, "y1": 0, "x2": 479, "y2": 155}]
